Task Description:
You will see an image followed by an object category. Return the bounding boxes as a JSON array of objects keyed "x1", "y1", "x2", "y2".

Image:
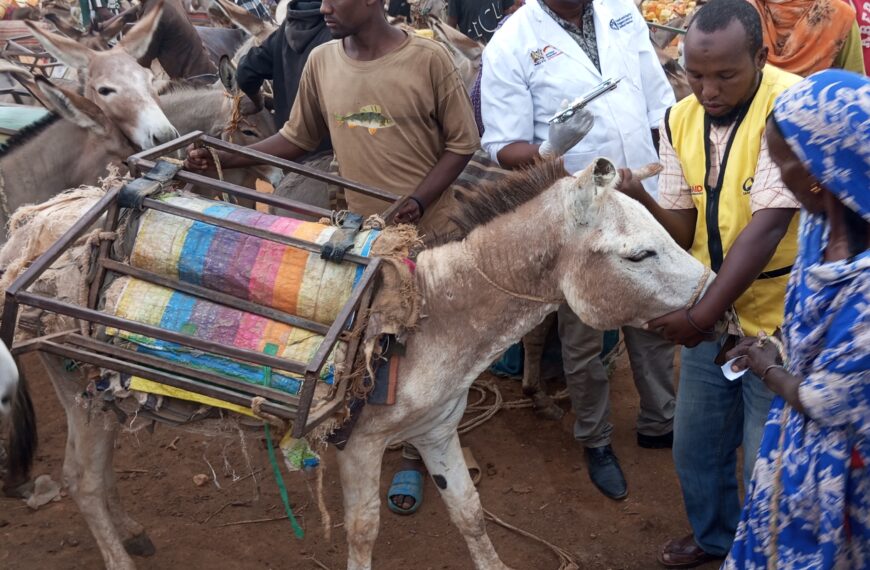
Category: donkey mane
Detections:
[
  {"x1": 449, "y1": 158, "x2": 566, "y2": 237},
  {"x1": 0, "y1": 113, "x2": 60, "y2": 157}
]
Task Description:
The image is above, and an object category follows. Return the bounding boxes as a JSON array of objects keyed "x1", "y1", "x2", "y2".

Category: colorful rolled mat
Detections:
[
  {"x1": 129, "y1": 194, "x2": 379, "y2": 326},
  {"x1": 106, "y1": 276, "x2": 342, "y2": 395}
]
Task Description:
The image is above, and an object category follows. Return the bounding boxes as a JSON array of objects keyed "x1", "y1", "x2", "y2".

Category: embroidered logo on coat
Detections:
[
  {"x1": 690, "y1": 185, "x2": 704, "y2": 195},
  {"x1": 742, "y1": 177, "x2": 754, "y2": 194},
  {"x1": 530, "y1": 49, "x2": 545, "y2": 65},
  {"x1": 609, "y1": 13, "x2": 633, "y2": 30}
]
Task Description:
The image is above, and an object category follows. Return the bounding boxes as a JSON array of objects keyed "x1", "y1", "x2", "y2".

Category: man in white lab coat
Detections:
[{"x1": 480, "y1": 0, "x2": 677, "y2": 500}]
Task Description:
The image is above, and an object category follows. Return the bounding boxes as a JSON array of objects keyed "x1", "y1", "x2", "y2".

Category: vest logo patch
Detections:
[
  {"x1": 742, "y1": 177, "x2": 754, "y2": 194},
  {"x1": 609, "y1": 13, "x2": 633, "y2": 30},
  {"x1": 690, "y1": 185, "x2": 704, "y2": 195}
]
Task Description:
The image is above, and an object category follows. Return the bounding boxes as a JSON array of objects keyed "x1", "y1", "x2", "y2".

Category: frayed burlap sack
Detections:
[{"x1": 361, "y1": 224, "x2": 424, "y2": 382}]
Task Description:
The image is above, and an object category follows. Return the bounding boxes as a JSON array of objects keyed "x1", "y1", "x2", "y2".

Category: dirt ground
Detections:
[{"x1": 0, "y1": 352, "x2": 725, "y2": 570}]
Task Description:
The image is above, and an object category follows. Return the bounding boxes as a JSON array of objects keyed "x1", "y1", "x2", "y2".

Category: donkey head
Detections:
[
  {"x1": 555, "y1": 158, "x2": 711, "y2": 329},
  {"x1": 25, "y1": 1, "x2": 179, "y2": 150},
  {"x1": 34, "y1": 75, "x2": 137, "y2": 162}
]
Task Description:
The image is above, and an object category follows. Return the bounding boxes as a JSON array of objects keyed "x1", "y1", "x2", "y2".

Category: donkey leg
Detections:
[
  {"x1": 415, "y1": 432, "x2": 511, "y2": 570},
  {"x1": 522, "y1": 314, "x2": 563, "y2": 421},
  {"x1": 101, "y1": 431, "x2": 155, "y2": 557},
  {"x1": 44, "y1": 355, "x2": 135, "y2": 570},
  {"x1": 336, "y1": 434, "x2": 385, "y2": 570}
]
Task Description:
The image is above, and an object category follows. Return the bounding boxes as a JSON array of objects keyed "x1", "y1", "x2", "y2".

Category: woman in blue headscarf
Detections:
[{"x1": 723, "y1": 69, "x2": 870, "y2": 568}]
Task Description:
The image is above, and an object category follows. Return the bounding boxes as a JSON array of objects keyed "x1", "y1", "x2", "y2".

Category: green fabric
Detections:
[
  {"x1": 264, "y1": 423, "x2": 305, "y2": 538},
  {"x1": 833, "y1": 21, "x2": 866, "y2": 75}
]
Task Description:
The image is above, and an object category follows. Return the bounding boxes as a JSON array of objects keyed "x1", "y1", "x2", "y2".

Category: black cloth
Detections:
[
  {"x1": 387, "y1": 0, "x2": 411, "y2": 18},
  {"x1": 236, "y1": 0, "x2": 333, "y2": 154},
  {"x1": 448, "y1": 0, "x2": 514, "y2": 43}
]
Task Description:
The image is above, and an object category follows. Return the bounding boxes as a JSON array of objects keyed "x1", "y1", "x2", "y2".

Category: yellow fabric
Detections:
[
  {"x1": 832, "y1": 22, "x2": 867, "y2": 75},
  {"x1": 667, "y1": 65, "x2": 801, "y2": 336},
  {"x1": 128, "y1": 376, "x2": 257, "y2": 418}
]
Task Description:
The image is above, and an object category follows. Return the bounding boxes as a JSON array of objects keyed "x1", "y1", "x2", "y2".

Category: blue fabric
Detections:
[
  {"x1": 725, "y1": 212, "x2": 870, "y2": 569},
  {"x1": 773, "y1": 70, "x2": 870, "y2": 223},
  {"x1": 673, "y1": 336, "x2": 774, "y2": 556}
]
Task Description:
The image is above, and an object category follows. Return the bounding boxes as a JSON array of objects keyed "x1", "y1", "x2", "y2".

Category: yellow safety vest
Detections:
[{"x1": 666, "y1": 65, "x2": 801, "y2": 336}]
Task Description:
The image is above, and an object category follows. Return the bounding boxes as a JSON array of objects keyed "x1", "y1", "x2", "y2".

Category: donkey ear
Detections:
[
  {"x1": 591, "y1": 157, "x2": 618, "y2": 193},
  {"x1": 118, "y1": 0, "x2": 163, "y2": 60},
  {"x1": 219, "y1": 55, "x2": 240, "y2": 95},
  {"x1": 25, "y1": 20, "x2": 92, "y2": 70},
  {"x1": 35, "y1": 76, "x2": 107, "y2": 134},
  {"x1": 214, "y1": 0, "x2": 272, "y2": 39},
  {"x1": 567, "y1": 157, "x2": 617, "y2": 225}
]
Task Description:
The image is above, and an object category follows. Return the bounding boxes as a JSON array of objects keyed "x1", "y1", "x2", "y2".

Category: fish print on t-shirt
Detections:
[{"x1": 334, "y1": 105, "x2": 396, "y2": 135}]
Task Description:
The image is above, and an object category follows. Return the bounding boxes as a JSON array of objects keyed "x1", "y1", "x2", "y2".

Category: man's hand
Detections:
[
  {"x1": 615, "y1": 167, "x2": 647, "y2": 202},
  {"x1": 646, "y1": 307, "x2": 714, "y2": 347},
  {"x1": 184, "y1": 145, "x2": 218, "y2": 173},
  {"x1": 393, "y1": 197, "x2": 423, "y2": 225},
  {"x1": 539, "y1": 106, "x2": 594, "y2": 159}
]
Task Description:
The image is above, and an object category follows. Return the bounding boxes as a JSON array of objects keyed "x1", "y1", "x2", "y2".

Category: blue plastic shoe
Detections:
[{"x1": 387, "y1": 470, "x2": 424, "y2": 515}]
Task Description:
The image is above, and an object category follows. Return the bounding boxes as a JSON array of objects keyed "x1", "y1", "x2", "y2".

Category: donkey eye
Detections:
[
  {"x1": 626, "y1": 249, "x2": 656, "y2": 262},
  {"x1": 97, "y1": 87, "x2": 116, "y2": 96},
  {"x1": 241, "y1": 129, "x2": 258, "y2": 137}
]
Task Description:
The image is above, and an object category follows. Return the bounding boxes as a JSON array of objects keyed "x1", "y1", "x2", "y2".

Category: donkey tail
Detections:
[{"x1": 2, "y1": 343, "x2": 36, "y2": 496}]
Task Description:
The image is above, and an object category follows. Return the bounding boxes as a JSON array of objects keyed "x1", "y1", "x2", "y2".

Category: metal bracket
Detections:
[
  {"x1": 320, "y1": 212, "x2": 364, "y2": 263},
  {"x1": 118, "y1": 160, "x2": 183, "y2": 209}
]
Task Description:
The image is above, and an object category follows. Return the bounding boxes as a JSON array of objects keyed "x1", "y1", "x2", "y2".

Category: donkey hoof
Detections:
[
  {"x1": 124, "y1": 533, "x2": 156, "y2": 557},
  {"x1": 534, "y1": 403, "x2": 565, "y2": 421}
]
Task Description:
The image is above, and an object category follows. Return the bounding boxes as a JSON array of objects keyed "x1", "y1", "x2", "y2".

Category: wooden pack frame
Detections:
[{"x1": 0, "y1": 131, "x2": 403, "y2": 437}]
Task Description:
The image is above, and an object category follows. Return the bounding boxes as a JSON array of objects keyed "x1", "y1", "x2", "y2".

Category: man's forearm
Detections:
[
  {"x1": 412, "y1": 150, "x2": 473, "y2": 208},
  {"x1": 692, "y1": 208, "x2": 796, "y2": 328},
  {"x1": 496, "y1": 142, "x2": 541, "y2": 169},
  {"x1": 219, "y1": 133, "x2": 308, "y2": 169}
]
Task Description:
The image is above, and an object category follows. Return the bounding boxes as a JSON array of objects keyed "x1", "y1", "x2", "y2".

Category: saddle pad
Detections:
[
  {"x1": 105, "y1": 276, "x2": 345, "y2": 396},
  {"x1": 129, "y1": 193, "x2": 379, "y2": 326}
]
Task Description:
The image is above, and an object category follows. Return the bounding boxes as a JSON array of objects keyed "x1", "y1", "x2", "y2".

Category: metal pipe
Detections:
[
  {"x1": 646, "y1": 21, "x2": 688, "y2": 35},
  {"x1": 64, "y1": 334, "x2": 303, "y2": 408},
  {"x1": 141, "y1": 198, "x2": 370, "y2": 265},
  {"x1": 15, "y1": 291, "x2": 311, "y2": 376},
  {"x1": 38, "y1": 340, "x2": 298, "y2": 420},
  {"x1": 133, "y1": 158, "x2": 334, "y2": 220},
  {"x1": 202, "y1": 135, "x2": 401, "y2": 204}
]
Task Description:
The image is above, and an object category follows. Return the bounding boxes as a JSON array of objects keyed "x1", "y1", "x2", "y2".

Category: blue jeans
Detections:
[{"x1": 673, "y1": 337, "x2": 774, "y2": 557}]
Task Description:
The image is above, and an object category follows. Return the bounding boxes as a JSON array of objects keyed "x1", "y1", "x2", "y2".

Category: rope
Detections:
[
  {"x1": 464, "y1": 245, "x2": 561, "y2": 305},
  {"x1": 264, "y1": 422, "x2": 305, "y2": 539},
  {"x1": 483, "y1": 508, "x2": 579, "y2": 570},
  {"x1": 250, "y1": 396, "x2": 287, "y2": 432}
]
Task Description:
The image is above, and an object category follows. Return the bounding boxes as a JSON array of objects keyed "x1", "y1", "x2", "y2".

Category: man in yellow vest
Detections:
[{"x1": 615, "y1": 0, "x2": 801, "y2": 566}]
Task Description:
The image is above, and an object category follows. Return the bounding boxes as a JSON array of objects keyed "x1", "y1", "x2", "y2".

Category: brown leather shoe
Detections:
[{"x1": 657, "y1": 534, "x2": 724, "y2": 568}]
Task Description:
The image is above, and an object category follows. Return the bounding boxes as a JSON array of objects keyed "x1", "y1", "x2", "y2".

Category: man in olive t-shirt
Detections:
[{"x1": 187, "y1": 0, "x2": 479, "y2": 236}]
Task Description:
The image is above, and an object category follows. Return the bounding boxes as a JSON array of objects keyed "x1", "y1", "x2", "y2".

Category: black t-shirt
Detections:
[{"x1": 448, "y1": 0, "x2": 514, "y2": 43}]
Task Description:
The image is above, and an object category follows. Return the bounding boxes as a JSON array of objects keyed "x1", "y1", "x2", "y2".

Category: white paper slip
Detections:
[{"x1": 722, "y1": 358, "x2": 748, "y2": 381}]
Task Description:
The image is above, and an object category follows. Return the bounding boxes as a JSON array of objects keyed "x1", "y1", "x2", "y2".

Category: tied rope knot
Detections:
[{"x1": 250, "y1": 396, "x2": 287, "y2": 432}]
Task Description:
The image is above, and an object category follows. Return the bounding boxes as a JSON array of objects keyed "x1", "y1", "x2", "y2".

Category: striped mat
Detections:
[{"x1": 105, "y1": 193, "x2": 380, "y2": 395}]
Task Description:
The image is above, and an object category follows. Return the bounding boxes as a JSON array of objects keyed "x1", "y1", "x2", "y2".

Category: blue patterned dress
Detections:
[{"x1": 724, "y1": 212, "x2": 870, "y2": 569}]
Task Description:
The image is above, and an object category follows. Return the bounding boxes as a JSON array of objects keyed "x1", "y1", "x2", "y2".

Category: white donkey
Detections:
[
  {"x1": 3, "y1": 157, "x2": 711, "y2": 569},
  {"x1": 0, "y1": 341, "x2": 17, "y2": 418}
]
